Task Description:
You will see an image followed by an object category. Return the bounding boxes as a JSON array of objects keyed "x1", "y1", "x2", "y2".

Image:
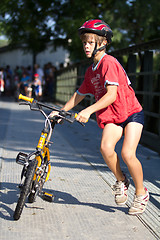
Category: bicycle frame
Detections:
[
  {"x1": 34, "y1": 120, "x2": 52, "y2": 183},
  {"x1": 34, "y1": 118, "x2": 52, "y2": 180}
]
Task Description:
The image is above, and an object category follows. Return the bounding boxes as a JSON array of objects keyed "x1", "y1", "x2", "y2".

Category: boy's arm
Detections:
[
  {"x1": 50, "y1": 91, "x2": 85, "y2": 118},
  {"x1": 62, "y1": 91, "x2": 85, "y2": 111}
]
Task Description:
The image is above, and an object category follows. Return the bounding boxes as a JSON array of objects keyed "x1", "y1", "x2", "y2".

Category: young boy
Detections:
[
  {"x1": 0, "y1": 70, "x2": 5, "y2": 96},
  {"x1": 33, "y1": 73, "x2": 42, "y2": 100},
  {"x1": 51, "y1": 19, "x2": 149, "y2": 215}
]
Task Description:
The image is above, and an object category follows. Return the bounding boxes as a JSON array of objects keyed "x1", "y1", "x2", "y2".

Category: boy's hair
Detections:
[{"x1": 80, "y1": 33, "x2": 107, "y2": 45}]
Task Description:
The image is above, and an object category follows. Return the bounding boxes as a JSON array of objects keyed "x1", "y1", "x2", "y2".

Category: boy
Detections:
[
  {"x1": 33, "y1": 73, "x2": 42, "y2": 99},
  {"x1": 0, "y1": 70, "x2": 5, "y2": 95},
  {"x1": 51, "y1": 19, "x2": 149, "y2": 215}
]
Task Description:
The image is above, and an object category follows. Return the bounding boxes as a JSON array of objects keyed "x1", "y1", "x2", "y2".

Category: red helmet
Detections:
[{"x1": 78, "y1": 19, "x2": 113, "y2": 43}]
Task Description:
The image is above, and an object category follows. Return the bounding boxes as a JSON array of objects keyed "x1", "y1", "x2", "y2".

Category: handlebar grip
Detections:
[
  {"x1": 19, "y1": 94, "x2": 34, "y2": 103},
  {"x1": 74, "y1": 113, "x2": 88, "y2": 123},
  {"x1": 74, "y1": 113, "x2": 78, "y2": 118}
]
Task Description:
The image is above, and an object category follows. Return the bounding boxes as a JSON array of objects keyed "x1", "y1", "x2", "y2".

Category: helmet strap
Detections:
[{"x1": 92, "y1": 42, "x2": 107, "y2": 58}]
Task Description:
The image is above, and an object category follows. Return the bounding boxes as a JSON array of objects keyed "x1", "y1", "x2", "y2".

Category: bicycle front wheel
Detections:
[
  {"x1": 28, "y1": 163, "x2": 48, "y2": 203},
  {"x1": 13, "y1": 159, "x2": 38, "y2": 220}
]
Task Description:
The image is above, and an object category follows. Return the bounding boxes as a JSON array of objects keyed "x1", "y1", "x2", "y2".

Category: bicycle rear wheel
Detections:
[{"x1": 13, "y1": 159, "x2": 38, "y2": 220}]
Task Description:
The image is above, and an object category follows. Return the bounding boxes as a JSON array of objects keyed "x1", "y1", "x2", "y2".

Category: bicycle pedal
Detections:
[
  {"x1": 16, "y1": 152, "x2": 28, "y2": 165},
  {"x1": 42, "y1": 191, "x2": 53, "y2": 202}
]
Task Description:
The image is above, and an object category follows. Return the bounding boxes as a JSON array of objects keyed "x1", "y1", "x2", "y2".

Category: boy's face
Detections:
[
  {"x1": 81, "y1": 33, "x2": 106, "y2": 58},
  {"x1": 82, "y1": 35, "x2": 96, "y2": 58}
]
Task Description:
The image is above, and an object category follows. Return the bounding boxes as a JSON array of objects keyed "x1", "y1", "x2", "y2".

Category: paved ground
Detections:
[{"x1": 0, "y1": 98, "x2": 159, "y2": 240}]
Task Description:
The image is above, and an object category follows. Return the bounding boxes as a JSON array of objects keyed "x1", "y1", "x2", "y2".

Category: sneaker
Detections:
[
  {"x1": 128, "y1": 187, "x2": 149, "y2": 215},
  {"x1": 112, "y1": 174, "x2": 130, "y2": 205}
]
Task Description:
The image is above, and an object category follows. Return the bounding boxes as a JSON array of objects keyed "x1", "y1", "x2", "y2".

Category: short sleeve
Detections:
[{"x1": 102, "y1": 59, "x2": 119, "y2": 87}]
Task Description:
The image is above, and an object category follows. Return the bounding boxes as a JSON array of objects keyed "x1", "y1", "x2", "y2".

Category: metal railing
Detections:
[{"x1": 55, "y1": 39, "x2": 160, "y2": 153}]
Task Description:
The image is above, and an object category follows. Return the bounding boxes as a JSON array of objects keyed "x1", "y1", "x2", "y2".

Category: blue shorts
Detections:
[{"x1": 117, "y1": 110, "x2": 144, "y2": 129}]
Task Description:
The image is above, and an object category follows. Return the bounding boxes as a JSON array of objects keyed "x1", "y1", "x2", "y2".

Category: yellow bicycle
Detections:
[{"x1": 13, "y1": 94, "x2": 83, "y2": 220}]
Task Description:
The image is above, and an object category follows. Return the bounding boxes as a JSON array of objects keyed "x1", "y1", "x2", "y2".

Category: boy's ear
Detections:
[{"x1": 99, "y1": 39, "x2": 107, "y2": 47}]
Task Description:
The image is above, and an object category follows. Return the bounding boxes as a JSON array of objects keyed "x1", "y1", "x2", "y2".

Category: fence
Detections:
[{"x1": 55, "y1": 39, "x2": 160, "y2": 153}]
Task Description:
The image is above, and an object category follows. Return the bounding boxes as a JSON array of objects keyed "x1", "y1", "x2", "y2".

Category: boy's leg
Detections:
[
  {"x1": 122, "y1": 122, "x2": 149, "y2": 214},
  {"x1": 101, "y1": 123, "x2": 130, "y2": 205},
  {"x1": 100, "y1": 123, "x2": 124, "y2": 181},
  {"x1": 121, "y1": 122, "x2": 145, "y2": 196}
]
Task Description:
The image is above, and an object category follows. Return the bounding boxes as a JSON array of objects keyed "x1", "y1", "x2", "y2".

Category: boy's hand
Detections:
[
  {"x1": 76, "y1": 109, "x2": 91, "y2": 123},
  {"x1": 49, "y1": 111, "x2": 59, "y2": 117},
  {"x1": 49, "y1": 111, "x2": 62, "y2": 123}
]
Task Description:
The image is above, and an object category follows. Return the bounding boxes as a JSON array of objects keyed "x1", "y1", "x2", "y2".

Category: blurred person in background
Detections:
[
  {"x1": 0, "y1": 68, "x2": 5, "y2": 96},
  {"x1": 18, "y1": 71, "x2": 31, "y2": 96}
]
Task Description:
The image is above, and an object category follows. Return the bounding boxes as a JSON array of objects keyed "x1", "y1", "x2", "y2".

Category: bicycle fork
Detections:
[{"x1": 35, "y1": 128, "x2": 52, "y2": 181}]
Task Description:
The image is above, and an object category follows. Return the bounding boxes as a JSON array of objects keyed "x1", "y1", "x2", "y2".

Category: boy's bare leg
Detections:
[
  {"x1": 100, "y1": 123, "x2": 124, "y2": 181},
  {"x1": 121, "y1": 122, "x2": 145, "y2": 196}
]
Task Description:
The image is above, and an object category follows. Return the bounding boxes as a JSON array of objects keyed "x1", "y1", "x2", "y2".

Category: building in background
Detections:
[{"x1": 0, "y1": 42, "x2": 70, "y2": 70}]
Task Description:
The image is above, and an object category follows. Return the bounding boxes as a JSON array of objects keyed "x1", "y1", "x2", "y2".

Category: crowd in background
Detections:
[{"x1": 0, "y1": 62, "x2": 58, "y2": 101}]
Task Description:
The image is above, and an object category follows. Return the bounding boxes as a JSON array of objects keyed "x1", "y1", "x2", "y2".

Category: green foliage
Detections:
[
  {"x1": 113, "y1": 0, "x2": 160, "y2": 44},
  {"x1": 0, "y1": 0, "x2": 159, "y2": 62},
  {"x1": 0, "y1": 0, "x2": 55, "y2": 61},
  {"x1": 52, "y1": 0, "x2": 160, "y2": 61}
]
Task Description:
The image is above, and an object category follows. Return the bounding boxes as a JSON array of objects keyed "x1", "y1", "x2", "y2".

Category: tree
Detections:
[
  {"x1": 0, "y1": 0, "x2": 159, "y2": 63},
  {"x1": 52, "y1": 0, "x2": 116, "y2": 61},
  {"x1": 51, "y1": 0, "x2": 160, "y2": 61},
  {"x1": 111, "y1": 0, "x2": 160, "y2": 44},
  {"x1": 0, "y1": 0, "x2": 56, "y2": 64}
]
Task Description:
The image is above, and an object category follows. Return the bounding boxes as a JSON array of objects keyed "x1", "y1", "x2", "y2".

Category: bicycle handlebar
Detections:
[
  {"x1": 19, "y1": 94, "x2": 34, "y2": 103},
  {"x1": 18, "y1": 94, "x2": 84, "y2": 126}
]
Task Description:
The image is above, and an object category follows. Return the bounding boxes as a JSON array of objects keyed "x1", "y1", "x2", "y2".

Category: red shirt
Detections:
[{"x1": 77, "y1": 54, "x2": 142, "y2": 128}]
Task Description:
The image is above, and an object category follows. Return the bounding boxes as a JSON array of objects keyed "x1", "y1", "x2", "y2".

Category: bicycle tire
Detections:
[
  {"x1": 28, "y1": 179, "x2": 44, "y2": 203},
  {"x1": 13, "y1": 159, "x2": 38, "y2": 220},
  {"x1": 28, "y1": 164, "x2": 48, "y2": 203},
  {"x1": 28, "y1": 191, "x2": 36, "y2": 203}
]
